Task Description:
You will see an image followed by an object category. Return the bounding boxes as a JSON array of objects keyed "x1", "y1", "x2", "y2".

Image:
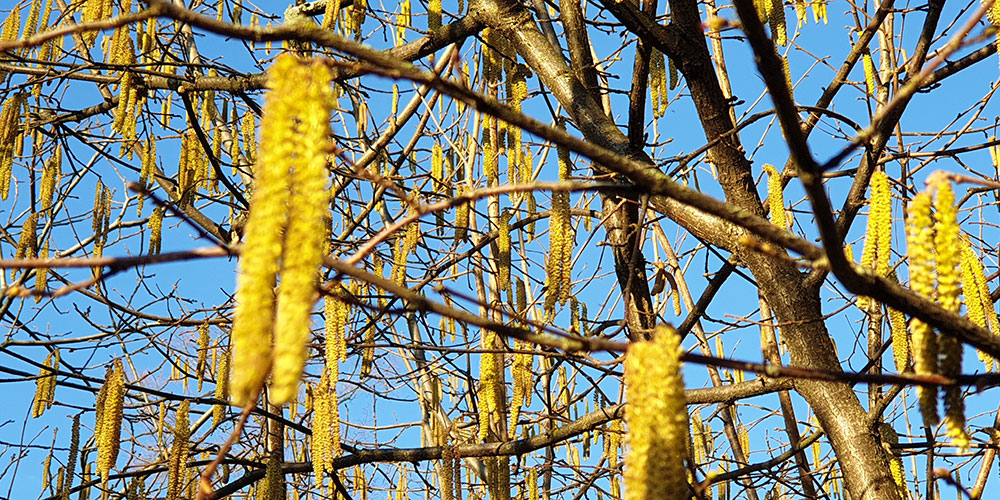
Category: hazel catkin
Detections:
[
  {"x1": 932, "y1": 181, "x2": 969, "y2": 448},
  {"x1": 905, "y1": 191, "x2": 938, "y2": 428},
  {"x1": 270, "y1": 57, "x2": 335, "y2": 405},
  {"x1": 763, "y1": 164, "x2": 787, "y2": 230},
  {"x1": 167, "y1": 400, "x2": 190, "y2": 500},
  {"x1": 231, "y1": 54, "x2": 334, "y2": 407},
  {"x1": 97, "y1": 359, "x2": 124, "y2": 486},
  {"x1": 624, "y1": 326, "x2": 687, "y2": 500}
]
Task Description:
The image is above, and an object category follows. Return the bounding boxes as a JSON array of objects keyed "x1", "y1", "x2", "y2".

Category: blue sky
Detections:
[{"x1": 2, "y1": 0, "x2": 1000, "y2": 498}]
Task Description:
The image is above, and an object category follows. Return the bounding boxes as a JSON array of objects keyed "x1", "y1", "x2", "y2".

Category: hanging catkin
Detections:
[
  {"x1": 763, "y1": 164, "x2": 786, "y2": 229},
  {"x1": 428, "y1": 0, "x2": 441, "y2": 30},
  {"x1": 32, "y1": 349, "x2": 58, "y2": 417},
  {"x1": 167, "y1": 400, "x2": 190, "y2": 500},
  {"x1": 863, "y1": 53, "x2": 877, "y2": 96},
  {"x1": 213, "y1": 348, "x2": 230, "y2": 426},
  {"x1": 886, "y1": 273, "x2": 909, "y2": 373},
  {"x1": 905, "y1": 192, "x2": 938, "y2": 428},
  {"x1": 496, "y1": 211, "x2": 512, "y2": 293},
  {"x1": 961, "y1": 239, "x2": 999, "y2": 370},
  {"x1": 231, "y1": 54, "x2": 334, "y2": 407},
  {"x1": 311, "y1": 370, "x2": 340, "y2": 487},
  {"x1": 986, "y1": 0, "x2": 1000, "y2": 68},
  {"x1": 858, "y1": 170, "x2": 891, "y2": 310},
  {"x1": 932, "y1": 181, "x2": 968, "y2": 448},
  {"x1": 97, "y1": 359, "x2": 125, "y2": 486},
  {"x1": 624, "y1": 326, "x2": 687, "y2": 500},
  {"x1": 196, "y1": 324, "x2": 210, "y2": 391},
  {"x1": 0, "y1": 94, "x2": 26, "y2": 200},
  {"x1": 769, "y1": 0, "x2": 787, "y2": 45}
]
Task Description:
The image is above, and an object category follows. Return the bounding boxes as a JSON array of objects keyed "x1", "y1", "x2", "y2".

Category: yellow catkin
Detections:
[
  {"x1": 510, "y1": 339, "x2": 533, "y2": 429},
  {"x1": 360, "y1": 325, "x2": 375, "y2": 377},
  {"x1": 352, "y1": 0, "x2": 366, "y2": 37},
  {"x1": 962, "y1": 241, "x2": 998, "y2": 370},
  {"x1": 812, "y1": 0, "x2": 827, "y2": 23},
  {"x1": 0, "y1": 95, "x2": 26, "y2": 201},
  {"x1": 543, "y1": 146, "x2": 574, "y2": 311},
  {"x1": 97, "y1": 359, "x2": 124, "y2": 486},
  {"x1": 311, "y1": 371, "x2": 340, "y2": 487},
  {"x1": 887, "y1": 303, "x2": 909, "y2": 373},
  {"x1": 478, "y1": 328, "x2": 504, "y2": 442},
  {"x1": 905, "y1": 192, "x2": 939, "y2": 428},
  {"x1": 878, "y1": 423, "x2": 906, "y2": 497},
  {"x1": 440, "y1": 445, "x2": 454, "y2": 500},
  {"x1": 138, "y1": 139, "x2": 155, "y2": 215},
  {"x1": 933, "y1": 181, "x2": 969, "y2": 449},
  {"x1": 324, "y1": 284, "x2": 350, "y2": 371},
  {"x1": 961, "y1": 244, "x2": 987, "y2": 332},
  {"x1": 691, "y1": 412, "x2": 705, "y2": 465},
  {"x1": 431, "y1": 142, "x2": 444, "y2": 193},
  {"x1": 986, "y1": 0, "x2": 1000, "y2": 68},
  {"x1": 149, "y1": 207, "x2": 164, "y2": 255},
  {"x1": 354, "y1": 466, "x2": 368, "y2": 500},
  {"x1": 79, "y1": 463, "x2": 92, "y2": 500},
  {"x1": 214, "y1": 349, "x2": 230, "y2": 426},
  {"x1": 454, "y1": 186, "x2": 470, "y2": 244},
  {"x1": 1, "y1": 8, "x2": 21, "y2": 42},
  {"x1": 392, "y1": 215, "x2": 419, "y2": 286},
  {"x1": 483, "y1": 117, "x2": 497, "y2": 185},
  {"x1": 33, "y1": 350, "x2": 57, "y2": 418},
  {"x1": 43, "y1": 452, "x2": 52, "y2": 492},
  {"x1": 22, "y1": 0, "x2": 42, "y2": 42},
  {"x1": 167, "y1": 400, "x2": 190, "y2": 500},
  {"x1": 738, "y1": 423, "x2": 750, "y2": 457},
  {"x1": 863, "y1": 53, "x2": 876, "y2": 96},
  {"x1": 497, "y1": 211, "x2": 511, "y2": 293},
  {"x1": 241, "y1": 111, "x2": 256, "y2": 163},
  {"x1": 860, "y1": 171, "x2": 892, "y2": 313},
  {"x1": 126, "y1": 476, "x2": 145, "y2": 500},
  {"x1": 35, "y1": 239, "x2": 49, "y2": 302},
  {"x1": 232, "y1": 55, "x2": 333, "y2": 406},
  {"x1": 509, "y1": 67, "x2": 527, "y2": 184},
  {"x1": 261, "y1": 454, "x2": 282, "y2": 500},
  {"x1": 973, "y1": 253, "x2": 1000, "y2": 337},
  {"x1": 755, "y1": 0, "x2": 772, "y2": 23},
  {"x1": 196, "y1": 324, "x2": 210, "y2": 392},
  {"x1": 42, "y1": 349, "x2": 59, "y2": 412},
  {"x1": 16, "y1": 213, "x2": 38, "y2": 260},
  {"x1": 65, "y1": 414, "x2": 80, "y2": 497},
  {"x1": 396, "y1": 0, "x2": 410, "y2": 45},
  {"x1": 769, "y1": 0, "x2": 787, "y2": 45},
  {"x1": 649, "y1": 50, "x2": 665, "y2": 119},
  {"x1": 624, "y1": 326, "x2": 687, "y2": 500},
  {"x1": 763, "y1": 164, "x2": 787, "y2": 229},
  {"x1": 176, "y1": 131, "x2": 195, "y2": 204},
  {"x1": 428, "y1": 0, "x2": 442, "y2": 30},
  {"x1": 873, "y1": 171, "x2": 892, "y2": 276},
  {"x1": 40, "y1": 147, "x2": 60, "y2": 214},
  {"x1": 270, "y1": 58, "x2": 334, "y2": 405}
]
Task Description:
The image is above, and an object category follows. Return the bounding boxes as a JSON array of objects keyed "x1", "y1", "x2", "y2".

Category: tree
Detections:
[{"x1": 1, "y1": 0, "x2": 999, "y2": 498}]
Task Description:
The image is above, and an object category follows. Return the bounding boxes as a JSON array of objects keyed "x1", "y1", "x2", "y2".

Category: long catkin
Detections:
[
  {"x1": 167, "y1": 400, "x2": 190, "y2": 500},
  {"x1": 231, "y1": 54, "x2": 333, "y2": 406},
  {"x1": 933, "y1": 181, "x2": 968, "y2": 448},
  {"x1": 624, "y1": 326, "x2": 688, "y2": 500},
  {"x1": 905, "y1": 192, "x2": 938, "y2": 428},
  {"x1": 97, "y1": 359, "x2": 124, "y2": 486},
  {"x1": 270, "y1": 57, "x2": 335, "y2": 404}
]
